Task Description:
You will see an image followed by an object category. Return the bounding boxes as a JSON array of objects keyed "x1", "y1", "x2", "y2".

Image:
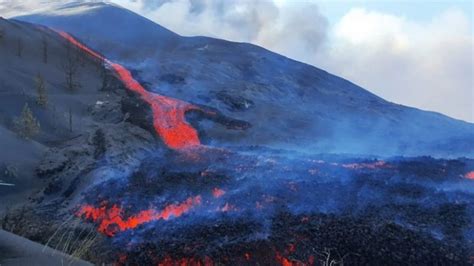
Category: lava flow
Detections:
[
  {"x1": 275, "y1": 244, "x2": 315, "y2": 266},
  {"x1": 56, "y1": 31, "x2": 201, "y2": 150},
  {"x1": 212, "y1": 188, "x2": 225, "y2": 198},
  {"x1": 465, "y1": 171, "x2": 474, "y2": 180},
  {"x1": 76, "y1": 196, "x2": 202, "y2": 237},
  {"x1": 157, "y1": 256, "x2": 214, "y2": 266}
]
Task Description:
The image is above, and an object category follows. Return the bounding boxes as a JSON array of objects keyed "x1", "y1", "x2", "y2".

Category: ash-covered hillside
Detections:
[
  {"x1": 16, "y1": 1, "x2": 474, "y2": 157},
  {"x1": 0, "y1": 16, "x2": 119, "y2": 213},
  {"x1": 0, "y1": 16, "x2": 138, "y2": 265}
]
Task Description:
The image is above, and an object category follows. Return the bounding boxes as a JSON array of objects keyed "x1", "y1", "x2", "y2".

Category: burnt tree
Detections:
[
  {"x1": 42, "y1": 35, "x2": 48, "y2": 64},
  {"x1": 68, "y1": 107, "x2": 73, "y2": 132},
  {"x1": 92, "y1": 129, "x2": 106, "y2": 159},
  {"x1": 0, "y1": 27, "x2": 4, "y2": 44},
  {"x1": 17, "y1": 38, "x2": 23, "y2": 57},
  {"x1": 99, "y1": 57, "x2": 110, "y2": 91},
  {"x1": 35, "y1": 73, "x2": 47, "y2": 107},
  {"x1": 60, "y1": 42, "x2": 81, "y2": 91}
]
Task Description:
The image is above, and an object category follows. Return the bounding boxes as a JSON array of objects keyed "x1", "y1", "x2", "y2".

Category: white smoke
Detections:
[
  {"x1": 317, "y1": 7, "x2": 473, "y2": 123},
  {"x1": 97, "y1": 0, "x2": 474, "y2": 122}
]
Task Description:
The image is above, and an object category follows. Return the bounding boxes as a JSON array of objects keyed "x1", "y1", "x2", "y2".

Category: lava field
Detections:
[{"x1": 4, "y1": 147, "x2": 474, "y2": 265}]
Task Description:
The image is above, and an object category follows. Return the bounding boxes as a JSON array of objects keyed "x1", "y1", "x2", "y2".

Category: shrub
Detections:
[{"x1": 13, "y1": 103, "x2": 40, "y2": 139}]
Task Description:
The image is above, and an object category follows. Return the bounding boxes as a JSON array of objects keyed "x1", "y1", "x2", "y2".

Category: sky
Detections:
[{"x1": 1, "y1": 0, "x2": 473, "y2": 122}]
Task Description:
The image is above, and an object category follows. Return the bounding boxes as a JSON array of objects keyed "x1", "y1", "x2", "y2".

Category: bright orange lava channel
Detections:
[
  {"x1": 465, "y1": 171, "x2": 474, "y2": 180},
  {"x1": 212, "y1": 188, "x2": 225, "y2": 198},
  {"x1": 76, "y1": 196, "x2": 202, "y2": 237},
  {"x1": 57, "y1": 31, "x2": 201, "y2": 150}
]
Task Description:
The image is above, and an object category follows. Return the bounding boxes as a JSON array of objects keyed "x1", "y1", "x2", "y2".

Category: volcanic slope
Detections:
[
  {"x1": 17, "y1": 1, "x2": 474, "y2": 157},
  {"x1": 0, "y1": 16, "x2": 122, "y2": 214},
  {"x1": 0, "y1": 16, "x2": 146, "y2": 265}
]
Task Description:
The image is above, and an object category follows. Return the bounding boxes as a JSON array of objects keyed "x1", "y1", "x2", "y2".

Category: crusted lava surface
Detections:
[{"x1": 4, "y1": 147, "x2": 474, "y2": 265}]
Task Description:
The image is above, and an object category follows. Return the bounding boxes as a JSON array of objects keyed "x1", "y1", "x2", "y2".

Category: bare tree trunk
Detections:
[
  {"x1": 0, "y1": 27, "x2": 5, "y2": 45},
  {"x1": 69, "y1": 107, "x2": 73, "y2": 132},
  {"x1": 42, "y1": 36, "x2": 48, "y2": 64},
  {"x1": 60, "y1": 42, "x2": 80, "y2": 91},
  {"x1": 17, "y1": 38, "x2": 23, "y2": 57},
  {"x1": 52, "y1": 106, "x2": 57, "y2": 130},
  {"x1": 99, "y1": 57, "x2": 109, "y2": 91},
  {"x1": 35, "y1": 73, "x2": 48, "y2": 107}
]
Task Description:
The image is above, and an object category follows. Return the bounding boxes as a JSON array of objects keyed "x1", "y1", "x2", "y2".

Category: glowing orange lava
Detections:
[
  {"x1": 275, "y1": 252, "x2": 309, "y2": 266},
  {"x1": 244, "y1": 253, "x2": 251, "y2": 261},
  {"x1": 212, "y1": 188, "x2": 225, "y2": 198},
  {"x1": 219, "y1": 203, "x2": 237, "y2": 212},
  {"x1": 275, "y1": 243, "x2": 315, "y2": 266},
  {"x1": 57, "y1": 31, "x2": 201, "y2": 150},
  {"x1": 157, "y1": 256, "x2": 213, "y2": 266},
  {"x1": 76, "y1": 196, "x2": 202, "y2": 236},
  {"x1": 275, "y1": 252, "x2": 292, "y2": 266},
  {"x1": 465, "y1": 171, "x2": 474, "y2": 180}
]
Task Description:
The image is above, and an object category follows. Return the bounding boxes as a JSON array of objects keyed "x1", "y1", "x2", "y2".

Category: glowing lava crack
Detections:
[
  {"x1": 57, "y1": 31, "x2": 201, "y2": 150},
  {"x1": 76, "y1": 196, "x2": 202, "y2": 237}
]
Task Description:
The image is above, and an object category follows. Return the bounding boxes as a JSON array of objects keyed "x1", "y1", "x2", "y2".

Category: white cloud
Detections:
[
  {"x1": 0, "y1": 0, "x2": 52, "y2": 17},
  {"x1": 107, "y1": 1, "x2": 474, "y2": 122},
  {"x1": 316, "y1": 8, "x2": 473, "y2": 122},
  {"x1": 111, "y1": 0, "x2": 328, "y2": 55},
  {"x1": 0, "y1": 0, "x2": 84, "y2": 17}
]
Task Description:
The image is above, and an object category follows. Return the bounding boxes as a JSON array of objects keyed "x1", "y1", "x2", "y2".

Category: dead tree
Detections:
[
  {"x1": 35, "y1": 73, "x2": 48, "y2": 107},
  {"x1": 92, "y1": 129, "x2": 106, "y2": 159},
  {"x1": 68, "y1": 107, "x2": 73, "y2": 132},
  {"x1": 99, "y1": 57, "x2": 109, "y2": 91},
  {"x1": 0, "y1": 27, "x2": 4, "y2": 44},
  {"x1": 60, "y1": 42, "x2": 81, "y2": 91},
  {"x1": 42, "y1": 35, "x2": 48, "y2": 64},
  {"x1": 17, "y1": 38, "x2": 23, "y2": 57},
  {"x1": 51, "y1": 106, "x2": 57, "y2": 130}
]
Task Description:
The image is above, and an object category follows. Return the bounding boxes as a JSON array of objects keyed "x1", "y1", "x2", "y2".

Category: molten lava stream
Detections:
[
  {"x1": 56, "y1": 31, "x2": 201, "y2": 150},
  {"x1": 274, "y1": 243, "x2": 315, "y2": 266},
  {"x1": 465, "y1": 171, "x2": 474, "y2": 180},
  {"x1": 158, "y1": 256, "x2": 214, "y2": 266},
  {"x1": 76, "y1": 196, "x2": 202, "y2": 237},
  {"x1": 212, "y1": 188, "x2": 225, "y2": 198}
]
